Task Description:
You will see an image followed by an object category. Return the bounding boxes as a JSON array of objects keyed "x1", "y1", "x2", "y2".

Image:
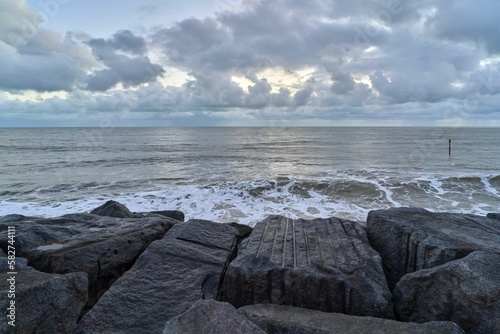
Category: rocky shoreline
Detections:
[{"x1": 1, "y1": 200, "x2": 499, "y2": 333}]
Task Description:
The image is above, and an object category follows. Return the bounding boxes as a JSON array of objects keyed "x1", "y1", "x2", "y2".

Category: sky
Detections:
[{"x1": 1, "y1": 0, "x2": 500, "y2": 127}]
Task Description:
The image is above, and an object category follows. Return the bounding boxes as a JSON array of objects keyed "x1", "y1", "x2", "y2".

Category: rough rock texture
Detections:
[
  {"x1": 0, "y1": 212, "x2": 177, "y2": 310},
  {"x1": 148, "y1": 210, "x2": 185, "y2": 222},
  {"x1": 367, "y1": 207, "x2": 500, "y2": 290},
  {"x1": 90, "y1": 200, "x2": 133, "y2": 218},
  {"x1": 229, "y1": 222, "x2": 253, "y2": 240},
  {"x1": 75, "y1": 219, "x2": 240, "y2": 333},
  {"x1": 239, "y1": 304, "x2": 464, "y2": 334},
  {"x1": 487, "y1": 213, "x2": 500, "y2": 220},
  {"x1": 162, "y1": 299, "x2": 265, "y2": 334},
  {"x1": 394, "y1": 250, "x2": 500, "y2": 334},
  {"x1": 0, "y1": 257, "x2": 88, "y2": 334},
  {"x1": 222, "y1": 216, "x2": 393, "y2": 318}
]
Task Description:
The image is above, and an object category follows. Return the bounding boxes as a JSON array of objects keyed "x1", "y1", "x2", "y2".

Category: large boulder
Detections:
[
  {"x1": 239, "y1": 304, "x2": 464, "y2": 334},
  {"x1": 367, "y1": 208, "x2": 500, "y2": 290},
  {"x1": 222, "y1": 216, "x2": 393, "y2": 318},
  {"x1": 394, "y1": 250, "x2": 500, "y2": 334},
  {"x1": 0, "y1": 257, "x2": 87, "y2": 334},
  {"x1": 0, "y1": 212, "x2": 177, "y2": 310},
  {"x1": 75, "y1": 219, "x2": 240, "y2": 333},
  {"x1": 89, "y1": 200, "x2": 133, "y2": 218},
  {"x1": 162, "y1": 299, "x2": 265, "y2": 334}
]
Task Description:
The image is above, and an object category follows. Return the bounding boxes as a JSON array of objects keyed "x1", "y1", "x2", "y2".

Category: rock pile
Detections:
[{"x1": 1, "y1": 203, "x2": 498, "y2": 333}]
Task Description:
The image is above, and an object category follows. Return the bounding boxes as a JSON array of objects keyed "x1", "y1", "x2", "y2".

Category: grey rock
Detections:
[
  {"x1": 394, "y1": 250, "x2": 500, "y2": 334},
  {"x1": 90, "y1": 200, "x2": 133, "y2": 218},
  {"x1": 222, "y1": 216, "x2": 393, "y2": 318},
  {"x1": 148, "y1": 210, "x2": 185, "y2": 222},
  {"x1": 0, "y1": 258, "x2": 88, "y2": 334},
  {"x1": 229, "y1": 222, "x2": 253, "y2": 240},
  {"x1": 0, "y1": 248, "x2": 5, "y2": 257},
  {"x1": 239, "y1": 304, "x2": 464, "y2": 334},
  {"x1": 487, "y1": 213, "x2": 500, "y2": 220},
  {"x1": 75, "y1": 219, "x2": 240, "y2": 333},
  {"x1": 367, "y1": 207, "x2": 500, "y2": 290},
  {"x1": 0, "y1": 213, "x2": 177, "y2": 311},
  {"x1": 162, "y1": 299, "x2": 265, "y2": 334}
]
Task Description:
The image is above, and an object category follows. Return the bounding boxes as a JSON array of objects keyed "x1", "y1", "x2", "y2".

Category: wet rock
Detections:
[
  {"x1": 162, "y1": 299, "x2": 265, "y2": 334},
  {"x1": 487, "y1": 213, "x2": 500, "y2": 220},
  {"x1": 0, "y1": 213, "x2": 177, "y2": 311},
  {"x1": 394, "y1": 250, "x2": 500, "y2": 334},
  {"x1": 239, "y1": 304, "x2": 465, "y2": 334},
  {"x1": 367, "y1": 207, "x2": 500, "y2": 290},
  {"x1": 90, "y1": 200, "x2": 133, "y2": 218},
  {"x1": 221, "y1": 216, "x2": 393, "y2": 318},
  {"x1": 147, "y1": 210, "x2": 185, "y2": 222},
  {"x1": 0, "y1": 257, "x2": 87, "y2": 334},
  {"x1": 229, "y1": 222, "x2": 253, "y2": 240},
  {"x1": 75, "y1": 219, "x2": 240, "y2": 334}
]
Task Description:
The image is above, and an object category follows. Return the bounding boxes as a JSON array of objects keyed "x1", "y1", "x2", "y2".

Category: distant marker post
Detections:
[{"x1": 449, "y1": 139, "x2": 451, "y2": 155}]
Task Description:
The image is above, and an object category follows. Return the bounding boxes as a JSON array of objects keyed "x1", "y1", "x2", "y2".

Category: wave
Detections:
[{"x1": 1, "y1": 173, "x2": 498, "y2": 226}]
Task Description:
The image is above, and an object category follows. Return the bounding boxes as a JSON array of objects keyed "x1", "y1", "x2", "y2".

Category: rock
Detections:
[
  {"x1": 0, "y1": 248, "x2": 5, "y2": 257},
  {"x1": 90, "y1": 200, "x2": 133, "y2": 218},
  {"x1": 75, "y1": 219, "x2": 240, "y2": 333},
  {"x1": 229, "y1": 222, "x2": 253, "y2": 240},
  {"x1": 162, "y1": 299, "x2": 265, "y2": 334},
  {"x1": 0, "y1": 257, "x2": 87, "y2": 334},
  {"x1": 148, "y1": 210, "x2": 185, "y2": 222},
  {"x1": 0, "y1": 213, "x2": 177, "y2": 311},
  {"x1": 239, "y1": 304, "x2": 464, "y2": 334},
  {"x1": 367, "y1": 207, "x2": 500, "y2": 290},
  {"x1": 221, "y1": 216, "x2": 393, "y2": 318},
  {"x1": 487, "y1": 213, "x2": 500, "y2": 220},
  {"x1": 394, "y1": 250, "x2": 500, "y2": 334}
]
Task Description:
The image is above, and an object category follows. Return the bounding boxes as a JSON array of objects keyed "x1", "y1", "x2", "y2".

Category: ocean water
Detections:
[{"x1": 0, "y1": 127, "x2": 498, "y2": 226}]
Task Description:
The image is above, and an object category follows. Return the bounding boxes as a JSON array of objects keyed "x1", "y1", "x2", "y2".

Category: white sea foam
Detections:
[{"x1": 1, "y1": 175, "x2": 498, "y2": 226}]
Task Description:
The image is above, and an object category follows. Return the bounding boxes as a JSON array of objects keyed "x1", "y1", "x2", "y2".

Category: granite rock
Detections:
[
  {"x1": 222, "y1": 216, "x2": 393, "y2": 318},
  {"x1": 239, "y1": 304, "x2": 464, "y2": 334},
  {"x1": 75, "y1": 219, "x2": 240, "y2": 333},
  {"x1": 367, "y1": 207, "x2": 500, "y2": 290},
  {"x1": 0, "y1": 258, "x2": 87, "y2": 334},
  {"x1": 162, "y1": 299, "x2": 265, "y2": 334},
  {"x1": 394, "y1": 250, "x2": 500, "y2": 334},
  {"x1": 90, "y1": 200, "x2": 133, "y2": 218},
  {"x1": 0, "y1": 212, "x2": 177, "y2": 311},
  {"x1": 487, "y1": 213, "x2": 500, "y2": 220}
]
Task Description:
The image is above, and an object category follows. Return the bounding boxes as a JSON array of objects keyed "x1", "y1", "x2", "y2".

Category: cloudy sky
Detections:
[{"x1": 1, "y1": 0, "x2": 499, "y2": 127}]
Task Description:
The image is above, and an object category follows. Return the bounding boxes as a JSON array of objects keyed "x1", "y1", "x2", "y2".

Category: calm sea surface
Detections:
[{"x1": 0, "y1": 127, "x2": 499, "y2": 225}]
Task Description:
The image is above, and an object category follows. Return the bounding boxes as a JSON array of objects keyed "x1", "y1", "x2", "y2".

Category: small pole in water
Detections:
[{"x1": 449, "y1": 139, "x2": 451, "y2": 155}]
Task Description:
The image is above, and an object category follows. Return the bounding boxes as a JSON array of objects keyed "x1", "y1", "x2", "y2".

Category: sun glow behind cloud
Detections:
[{"x1": 1, "y1": 0, "x2": 500, "y2": 126}]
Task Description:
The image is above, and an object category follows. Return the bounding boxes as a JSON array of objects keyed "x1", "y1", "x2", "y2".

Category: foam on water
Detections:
[{"x1": 1, "y1": 175, "x2": 498, "y2": 226}]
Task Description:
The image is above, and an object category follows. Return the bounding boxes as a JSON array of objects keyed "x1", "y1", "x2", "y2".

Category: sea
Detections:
[{"x1": 0, "y1": 127, "x2": 499, "y2": 226}]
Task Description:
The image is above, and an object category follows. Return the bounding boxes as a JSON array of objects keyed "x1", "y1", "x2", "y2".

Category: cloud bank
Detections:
[{"x1": 1, "y1": 0, "x2": 499, "y2": 126}]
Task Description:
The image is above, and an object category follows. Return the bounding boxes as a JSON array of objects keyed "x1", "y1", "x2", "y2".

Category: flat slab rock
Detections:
[
  {"x1": 0, "y1": 257, "x2": 88, "y2": 334},
  {"x1": 239, "y1": 304, "x2": 465, "y2": 334},
  {"x1": 367, "y1": 207, "x2": 500, "y2": 290},
  {"x1": 162, "y1": 299, "x2": 265, "y2": 334},
  {"x1": 394, "y1": 250, "x2": 500, "y2": 334},
  {"x1": 75, "y1": 219, "x2": 240, "y2": 333},
  {"x1": 222, "y1": 215, "x2": 393, "y2": 318},
  {"x1": 0, "y1": 213, "x2": 177, "y2": 309}
]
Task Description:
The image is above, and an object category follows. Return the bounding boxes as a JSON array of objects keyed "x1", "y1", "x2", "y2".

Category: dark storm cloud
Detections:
[
  {"x1": 428, "y1": 0, "x2": 500, "y2": 54},
  {"x1": 86, "y1": 30, "x2": 164, "y2": 91},
  {"x1": 0, "y1": 32, "x2": 91, "y2": 92},
  {"x1": 88, "y1": 30, "x2": 147, "y2": 56}
]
